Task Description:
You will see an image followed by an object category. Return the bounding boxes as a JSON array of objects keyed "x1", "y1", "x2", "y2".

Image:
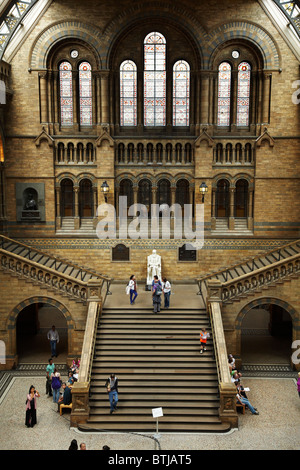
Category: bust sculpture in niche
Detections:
[{"x1": 24, "y1": 193, "x2": 38, "y2": 211}]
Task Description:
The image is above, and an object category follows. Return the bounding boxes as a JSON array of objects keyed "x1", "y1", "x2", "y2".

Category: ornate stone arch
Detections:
[
  {"x1": 205, "y1": 20, "x2": 281, "y2": 70},
  {"x1": 29, "y1": 20, "x2": 103, "y2": 70},
  {"x1": 56, "y1": 173, "x2": 77, "y2": 185},
  {"x1": 102, "y1": 1, "x2": 206, "y2": 69},
  {"x1": 77, "y1": 173, "x2": 97, "y2": 187},
  {"x1": 7, "y1": 296, "x2": 75, "y2": 330},
  {"x1": 235, "y1": 297, "x2": 298, "y2": 332},
  {"x1": 212, "y1": 173, "x2": 233, "y2": 189},
  {"x1": 232, "y1": 173, "x2": 254, "y2": 189}
]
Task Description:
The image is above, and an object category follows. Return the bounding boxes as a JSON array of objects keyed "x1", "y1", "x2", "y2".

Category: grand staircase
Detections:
[{"x1": 78, "y1": 306, "x2": 231, "y2": 433}]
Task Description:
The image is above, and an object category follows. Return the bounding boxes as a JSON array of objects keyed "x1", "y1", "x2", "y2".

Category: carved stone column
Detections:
[
  {"x1": 211, "y1": 187, "x2": 216, "y2": 230},
  {"x1": 100, "y1": 71, "x2": 110, "y2": 126},
  {"x1": 55, "y1": 186, "x2": 61, "y2": 229},
  {"x1": 74, "y1": 186, "x2": 80, "y2": 230},
  {"x1": 247, "y1": 188, "x2": 254, "y2": 231},
  {"x1": 39, "y1": 72, "x2": 48, "y2": 123},
  {"x1": 229, "y1": 187, "x2": 235, "y2": 230},
  {"x1": 262, "y1": 72, "x2": 272, "y2": 124},
  {"x1": 200, "y1": 72, "x2": 210, "y2": 125}
]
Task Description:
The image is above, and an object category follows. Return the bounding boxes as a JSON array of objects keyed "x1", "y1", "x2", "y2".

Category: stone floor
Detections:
[
  {"x1": 1, "y1": 282, "x2": 299, "y2": 451},
  {"x1": 0, "y1": 374, "x2": 299, "y2": 451}
]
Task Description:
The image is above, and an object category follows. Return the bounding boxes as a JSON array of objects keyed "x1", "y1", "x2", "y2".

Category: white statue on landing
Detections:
[{"x1": 147, "y1": 249, "x2": 162, "y2": 286}]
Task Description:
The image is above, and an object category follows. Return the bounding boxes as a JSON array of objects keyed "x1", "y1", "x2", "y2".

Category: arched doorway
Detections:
[
  {"x1": 238, "y1": 299, "x2": 295, "y2": 368},
  {"x1": 119, "y1": 179, "x2": 134, "y2": 213},
  {"x1": 79, "y1": 179, "x2": 93, "y2": 218},
  {"x1": 176, "y1": 179, "x2": 189, "y2": 207},
  {"x1": 61, "y1": 178, "x2": 74, "y2": 217},
  {"x1": 216, "y1": 179, "x2": 229, "y2": 218},
  {"x1": 16, "y1": 301, "x2": 68, "y2": 363},
  {"x1": 157, "y1": 179, "x2": 171, "y2": 207},
  {"x1": 235, "y1": 179, "x2": 248, "y2": 218},
  {"x1": 138, "y1": 179, "x2": 152, "y2": 214}
]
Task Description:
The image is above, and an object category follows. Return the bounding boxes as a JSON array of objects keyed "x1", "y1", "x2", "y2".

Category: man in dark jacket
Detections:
[
  {"x1": 152, "y1": 275, "x2": 162, "y2": 313},
  {"x1": 57, "y1": 382, "x2": 72, "y2": 413},
  {"x1": 105, "y1": 373, "x2": 118, "y2": 414}
]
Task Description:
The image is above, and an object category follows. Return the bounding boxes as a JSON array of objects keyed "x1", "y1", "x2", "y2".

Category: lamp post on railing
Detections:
[{"x1": 101, "y1": 180, "x2": 109, "y2": 203}]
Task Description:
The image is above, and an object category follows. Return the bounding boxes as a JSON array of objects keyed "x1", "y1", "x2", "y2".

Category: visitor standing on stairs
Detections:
[
  {"x1": 128, "y1": 275, "x2": 138, "y2": 305},
  {"x1": 199, "y1": 328, "x2": 210, "y2": 354},
  {"x1": 105, "y1": 373, "x2": 119, "y2": 414},
  {"x1": 152, "y1": 275, "x2": 162, "y2": 313}
]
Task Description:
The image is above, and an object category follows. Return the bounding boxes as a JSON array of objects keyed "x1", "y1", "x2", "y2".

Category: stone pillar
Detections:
[
  {"x1": 247, "y1": 188, "x2": 254, "y2": 231},
  {"x1": 53, "y1": 71, "x2": 59, "y2": 124},
  {"x1": 74, "y1": 186, "x2": 80, "y2": 230},
  {"x1": 93, "y1": 186, "x2": 98, "y2": 229},
  {"x1": 200, "y1": 73, "x2": 210, "y2": 125},
  {"x1": 211, "y1": 187, "x2": 216, "y2": 230},
  {"x1": 229, "y1": 187, "x2": 235, "y2": 230},
  {"x1": 101, "y1": 71, "x2": 110, "y2": 126},
  {"x1": 39, "y1": 72, "x2": 48, "y2": 123},
  {"x1": 262, "y1": 72, "x2": 271, "y2": 124},
  {"x1": 231, "y1": 70, "x2": 238, "y2": 128},
  {"x1": 55, "y1": 186, "x2": 61, "y2": 229},
  {"x1": 72, "y1": 70, "x2": 78, "y2": 128}
]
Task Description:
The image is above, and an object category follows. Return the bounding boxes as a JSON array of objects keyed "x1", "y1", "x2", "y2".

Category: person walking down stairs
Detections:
[
  {"x1": 105, "y1": 374, "x2": 119, "y2": 414},
  {"x1": 199, "y1": 328, "x2": 210, "y2": 354}
]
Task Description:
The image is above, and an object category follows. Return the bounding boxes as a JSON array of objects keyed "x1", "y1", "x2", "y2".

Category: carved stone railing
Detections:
[
  {"x1": 221, "y1": 253, "x2": 300, "y2": 303},
  {"x1": 0, "y1": 235, "x2": 113, "y2": 304},
  {"x1": 196, "y1": 239, "x2": 300, "y2": 304},
  {"x1": 206, "y1": 280, "x2": 238, "y2": 428},
  {"x1": 115, "y1": 139, "x2": 194, "y2": 166},
  {"x1": 70, "y1": 284, "x2": 102, "y2": 427}
]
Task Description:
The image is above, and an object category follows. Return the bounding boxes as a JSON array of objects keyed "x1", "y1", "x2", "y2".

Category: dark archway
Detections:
[
  {"x1": 16, "y1": 302, "x2": 68, "y2": 363},
  {"x1": 61, "y1": 178, "x2": 74, "y2": 217},
  {"x1": 79, "y1": 178, "x2": 93, "y2": 218},
  {"x1": 235, "y1": 179, "x2": 248, "y2": 218},
  {"x1": 216, "y1": 179, "x2": 229, "y2": 218}
]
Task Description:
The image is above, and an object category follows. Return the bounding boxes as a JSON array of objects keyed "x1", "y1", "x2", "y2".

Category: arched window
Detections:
[
  {"x1": 59, "y1": 61, "x2": 73, "y2": 126},
  {"x1": 218, "y1": 62, "x2": 231, "y2": 126},
  {"x1": 144, "y1": 32, "x2": 166, "y2": 126},
  {"x1": 237, "y1": 62, "x2": 251, "y2": 126},
  {"x1": 173, "y1": 60, "x2": 190, "y2": 126},
  {"x1": 120, "y1": 60, "x2": 137, "y2": 126},
  {"x1": 79, "y1": 62, "x2": 92, "y2": 126}
]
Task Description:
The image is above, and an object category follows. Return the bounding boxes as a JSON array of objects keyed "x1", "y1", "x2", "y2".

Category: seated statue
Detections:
[{"x1": 146, "y1": 249, "x2": 161, "y2": 286}]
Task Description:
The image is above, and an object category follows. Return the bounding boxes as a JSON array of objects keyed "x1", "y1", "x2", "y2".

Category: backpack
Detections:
[
  {"x1": 154, "y1": 282, "x2": 162, "y2": 295},
  {"x1": 52, "y1": 375, "x2": 61, "y2": 390}
]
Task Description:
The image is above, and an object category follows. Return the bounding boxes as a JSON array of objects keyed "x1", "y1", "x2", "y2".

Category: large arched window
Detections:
[
  {"x1": 79, "y1": 61, "x2": 92, "y2": 126},
  {"x1": 120, "y1": 60, "x2": 137, "y2": 126},
  {"x1": 59, "y1": 61, "x2": 73, "y2": 126},
  {"x1": 218, "y1": 62, "x2": 231, "y2": 127},
  {"x1": 173, "y1": 60, "x2": 190, "y2": 126},
  {"x1": 237, "y1": 62, "x2": 251, "y2": 127},
  {"x1": 144, "y1": 32, "x2": 166, "y2": 126}
]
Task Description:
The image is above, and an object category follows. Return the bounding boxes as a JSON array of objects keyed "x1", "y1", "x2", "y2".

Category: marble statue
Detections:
[{"x1": 146, "y1": 249, "x2": 161, "y2": 286}]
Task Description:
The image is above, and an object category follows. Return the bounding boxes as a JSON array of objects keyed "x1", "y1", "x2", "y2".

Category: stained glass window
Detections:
[
  {"x1": 237, "y1": 62, "x2": 251, "y2": 127},
  {"x1": 173, "y1": 60, "x2": 190, "y2": 126},
  {"x1": 79, "y1": 61, "x2": 92, "y2": 126},
  {"x1": 120, "y1": 60, "x2": 137, "y2": 126},
  {"x1": 144, "y1": 32, "x2": 166, "y2": 126},
  {"x1": 218, "y1": 62, "x2": 231, "y2": 127},
  {"x1": 59, "y1": 61, "x2": 73, "y2": 126}
]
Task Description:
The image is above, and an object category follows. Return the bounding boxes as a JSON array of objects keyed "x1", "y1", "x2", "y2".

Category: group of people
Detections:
[
  {"x1": 127, "y1": 274, "x2": 172, "y2": 313},
  {"x1": 26, "y1": 357, "x2": 80, "y2": 428},
  {"x1": 68, "y1": 440, "x2": 110, "y2": 451},
  {"x1": 228, "y1": 354, "x2": 259, "y2": 416}
]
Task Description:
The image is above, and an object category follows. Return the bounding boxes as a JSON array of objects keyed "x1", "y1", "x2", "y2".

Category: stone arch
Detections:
[
  {"x1": 7, "y1": 296, "x2": 74, "y2": 329},
  {"x1": 77, "y1": 173, "x2": 97, "y2": 187},
  {"x1": 102, "y1": 1, "x2": 206, "y2": 68},
  {"x1": 29, "y1": 20, "x2": 103, "y2": 70},
  {"x1": 212, "y1": 173, "x2": 233, "y2": 189},
  {"x1": 206, "y1": 20, "x2": 281, "y2": 70},
  {"x1": 235, "y1": 297, "x2": 298, "y2": 332}
]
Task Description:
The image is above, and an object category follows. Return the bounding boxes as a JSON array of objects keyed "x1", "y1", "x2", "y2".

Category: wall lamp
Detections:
[
  {"x1": 101, "y1": 180, "x2": 109, "y2": 202},
  {"x1": 199, "y1": 182, "x2": 208, "y2": 203}
]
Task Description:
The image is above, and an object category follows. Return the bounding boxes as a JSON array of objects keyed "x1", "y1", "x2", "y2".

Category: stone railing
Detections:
[
  {"x1": 221, "y1": 253, "x2": 300, "y2": 303},
  {"x1": 0, "y1": 235, "x2": 113, "y2": 304},
  {"x1": 115, "y1": 139, "x2": 194, "y2": 166},
  {"x1": 206, "y1": 280, "x2": 238, "y2": 428},
  {"x1": 196, "y1": 239, "x2": 300, "y2": 304},
  {"x1": 70, "y1": 284, "x2": 102, "y2": 427}
]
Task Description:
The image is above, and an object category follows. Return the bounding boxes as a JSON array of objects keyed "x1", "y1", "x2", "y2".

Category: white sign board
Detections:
[{"x1": 152, "y1": 407, "x2": 163, "y2": 418}]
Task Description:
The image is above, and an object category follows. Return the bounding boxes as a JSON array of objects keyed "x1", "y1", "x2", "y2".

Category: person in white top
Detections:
[
  {"x1": 162, "y1": 277, "x2": 171, "y2": 309},
  {"x1": 47, "y1": 325, "x2": 59, "y2": 357}
]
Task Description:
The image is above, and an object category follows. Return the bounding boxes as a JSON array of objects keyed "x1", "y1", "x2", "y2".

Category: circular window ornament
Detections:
[
  {"x1": 70, "y1": 50, "x2": 79, "y2": 59},
  {"x1": 232, "y1": 50, "x2": 240, "y2": 59}
]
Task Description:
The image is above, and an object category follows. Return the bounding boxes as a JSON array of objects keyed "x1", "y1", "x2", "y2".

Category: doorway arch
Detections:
[
  {"x1": 10, "y1": 297, "x2": 73, "y2": 364},
  {"x1": 236, "y1": 298, "x2": 297, "y2": 369}
]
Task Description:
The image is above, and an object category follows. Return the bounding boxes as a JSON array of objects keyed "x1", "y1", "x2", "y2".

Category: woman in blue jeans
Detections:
[
  {"x1": 105, "y1": 374, "x2": 119, "y2": 414},
  {"x1": 129, "y1": 275, "x2": 138, "y2": 305}
]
